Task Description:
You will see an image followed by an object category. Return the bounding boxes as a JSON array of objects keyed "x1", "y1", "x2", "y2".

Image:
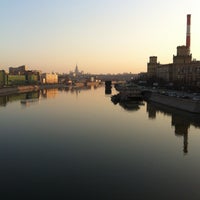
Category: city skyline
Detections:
[{"x1": 1, "y1": 0, "x2": 200, "y2": 74}]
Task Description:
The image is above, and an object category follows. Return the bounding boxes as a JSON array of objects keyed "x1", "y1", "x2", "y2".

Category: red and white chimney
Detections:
[{"x1": 186, "y1": 14, "x2": 191, "y2": 52}]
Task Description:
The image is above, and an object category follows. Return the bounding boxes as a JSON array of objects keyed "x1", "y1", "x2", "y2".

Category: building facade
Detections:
[
  {"x1": 147, "y1": 14, "x2": 200, "y2": 88},
  {"x1": 41, "y1": 73, "x2": 58, "y2": 84},
  {"x1": 0, "y1": 70, "x2": 6, "y2": 87},
  {"x1": 9, "y1": 65, "x2": 27, "y2": 75},
  {"x1": 147, "y1": 45, "x2": 200, "y2": 88},
  {"x1": 147, "y1": 56, "x2": 159, "y2": 78}
]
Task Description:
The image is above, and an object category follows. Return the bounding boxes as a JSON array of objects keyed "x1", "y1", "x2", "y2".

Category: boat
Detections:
[
  {"x1": 114, "y1": 82, "x2": 135, "y2": 92},
  {"x1": 114, "y1": 82, "x2": 143, "y2": 101}
]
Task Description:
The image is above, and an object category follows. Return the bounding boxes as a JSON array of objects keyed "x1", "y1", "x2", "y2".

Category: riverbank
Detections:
[
  {"x1": 0, "y1": 84, "x2": 68, "y2": 96},
  {"x1": 145, "y1": 92, "x2": 200, "y2": 113}
]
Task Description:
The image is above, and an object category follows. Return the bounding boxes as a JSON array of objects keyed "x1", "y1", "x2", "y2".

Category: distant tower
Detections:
[
  {"x1": 186, "y1": 14, "x2": 191, "y2": 53},
  {"x1": 75, "y1": 64, "x2": 79, "y2": 75}
]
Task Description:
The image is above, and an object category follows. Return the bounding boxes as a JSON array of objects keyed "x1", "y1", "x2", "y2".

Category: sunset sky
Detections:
[{"x1": 1, "y1": 0, "x2": 200, "y2": 74}]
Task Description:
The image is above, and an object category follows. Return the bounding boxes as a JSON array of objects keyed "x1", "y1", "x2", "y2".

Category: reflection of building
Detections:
[
  {"x1": 105, "y1": 83, "x2": 112, "y2": 95},
  {"x1": 0, "y1": 96, "x2": 7, "y2": 106},
  {"x1": 146, "y1": 101, "x2": 200, "y2": 154},
  {"x1": 0, "y1": 91, "x2": 40, "y2": 107},
  {"x1": 172, "y1": 115, "x2": 190, "y2": 154},
  {"x1": 146, "y1": 102, "x2": 156, "y2": 119},
  {"x1": 41, "y1": 88, "x2": 58, "y2": 98}
]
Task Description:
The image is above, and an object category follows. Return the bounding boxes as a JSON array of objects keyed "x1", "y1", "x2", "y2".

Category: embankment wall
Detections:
[
  {"x1": 0, "y1": 84, "x2": 66, "y2": 96},
  {"x1": 148, "y1": 93, "x2": 200, "y2": 113}
]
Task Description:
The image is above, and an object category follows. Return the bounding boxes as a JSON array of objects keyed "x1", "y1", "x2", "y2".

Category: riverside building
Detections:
[{"x1": 147, "y1": 14, "x2": 200, "y2": 88}]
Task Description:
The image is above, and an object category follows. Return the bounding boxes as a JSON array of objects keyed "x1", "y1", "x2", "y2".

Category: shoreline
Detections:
[
  {"x1": 146, "y1": 92, "x2": 200, "y2": 114},
  {"x1": 0, "y1": 84, "x2": 68, "y2": 96}
]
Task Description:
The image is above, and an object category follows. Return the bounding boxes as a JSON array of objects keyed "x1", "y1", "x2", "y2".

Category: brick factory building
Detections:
[{"x1": 147, "y1": 14, "x2": 200, "y2": 89}]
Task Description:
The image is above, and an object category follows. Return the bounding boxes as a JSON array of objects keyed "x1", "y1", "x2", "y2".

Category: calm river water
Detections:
[{"x1": 0, "y1": 85, "x2": 200, "y2": 199}]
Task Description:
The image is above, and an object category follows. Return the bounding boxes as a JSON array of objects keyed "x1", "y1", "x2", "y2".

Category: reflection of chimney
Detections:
[
  {"x1": 186, "y1": 14, "x2": 191, "y2": 53},
  {"x1": 183, "y1": 134, "x2": 188, "y2": 155}
]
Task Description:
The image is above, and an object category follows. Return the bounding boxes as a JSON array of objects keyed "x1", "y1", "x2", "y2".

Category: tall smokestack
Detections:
[{"x1": 186, "y1": 14, "x2": 191, "y2": 53}]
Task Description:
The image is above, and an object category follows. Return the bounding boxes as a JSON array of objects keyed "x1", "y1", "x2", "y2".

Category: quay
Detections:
[
  {"x1": 143, "y1": 90, "x2": 200, "y2": 114},
  {"x1": 112, "y1": 81, "x2": 200, "y2": 114},
  {"x1": 0, "y1": 86, "x2": 38, "y2": 96},
  {"x1": 0, "y1": 84, "x2": 68, "y2": 96}
]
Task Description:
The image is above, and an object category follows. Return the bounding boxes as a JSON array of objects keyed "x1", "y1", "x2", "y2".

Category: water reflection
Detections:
[
  {"x1": 1, "y1": 86, "x2": 200, "y2": 198},
  {"x1": 110, "y1": 93, "x2": 200, "y2": 154},
  {"x1": 40, "y1": 88, "x2": 58, "y2": 99},
  {"x1": 118, "y1": 101, "x2": 144, "y2": 111},
  {"x1": 0, "y1": 91, "x2": 40, "y2": 107},
  {"x1": 0, "y1": 85, "x2": 101, "y2": 107},
  {"x1": 1, "y1": 86, "x2": 200, "y2": 156},
  {"x1": 111, "y1": 93, "x2": 144, "y2": 112},
  {"x1": 105, "y1": 81, "x2": 112, "y2": 95},
  {"x1": 105, "y1": 87, "x2": 112, "y2": 95},
  {"x1": 146, "y1": 102, "x2": 200, "y2": 154}
]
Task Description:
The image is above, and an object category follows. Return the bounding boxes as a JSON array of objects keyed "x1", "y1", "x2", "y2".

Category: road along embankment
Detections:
[{"x1": 146, "y1": 92, "x2": 200, "y2": 113}]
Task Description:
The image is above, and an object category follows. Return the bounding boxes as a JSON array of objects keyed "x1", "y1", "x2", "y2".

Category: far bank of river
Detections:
[{"x1": 0, "y1": 84, "x2": 68, "y2": 96}]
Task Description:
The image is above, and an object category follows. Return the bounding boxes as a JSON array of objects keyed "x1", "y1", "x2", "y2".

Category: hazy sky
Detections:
[{"x1": 1, "y1": 0, "x2": 200, "y2": 74}]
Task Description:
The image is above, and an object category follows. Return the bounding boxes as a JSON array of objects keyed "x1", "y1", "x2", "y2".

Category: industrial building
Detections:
[{"x1": 147, "y1": 14, "x2": 200, "y2": 88}]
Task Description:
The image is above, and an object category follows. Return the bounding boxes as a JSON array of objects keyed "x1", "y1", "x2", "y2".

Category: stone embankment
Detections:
[
  {"x1": 0, "y1": 85, "x2": 40, "y2": 96},
  {"x1": 147, "y1": 92, "x2": 200, "y2": 113},
  {"x1": 0, "y1": 84, "x2": 67, "y2": 96}
]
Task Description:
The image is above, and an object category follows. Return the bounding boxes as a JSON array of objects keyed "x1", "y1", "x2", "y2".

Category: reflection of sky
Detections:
[{"x1": 1, "y1": 86, "x2": 200, "y2": 198}]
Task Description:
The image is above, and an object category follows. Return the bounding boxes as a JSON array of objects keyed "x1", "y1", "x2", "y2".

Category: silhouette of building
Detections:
[
  {"x1": 9, "y1": 65, "x2": 27, "y2": 75},
  {"x1": 147, "y1": 14, "x2": 200, "y2": 88},
  {"x1": 75, "y1": 64, "x2": 79, "y2": 76}
]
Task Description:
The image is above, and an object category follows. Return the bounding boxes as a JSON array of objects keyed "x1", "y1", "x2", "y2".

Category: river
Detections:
[{"x1": 0, "y1": 85, "x2": 200, "y2": 199}]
